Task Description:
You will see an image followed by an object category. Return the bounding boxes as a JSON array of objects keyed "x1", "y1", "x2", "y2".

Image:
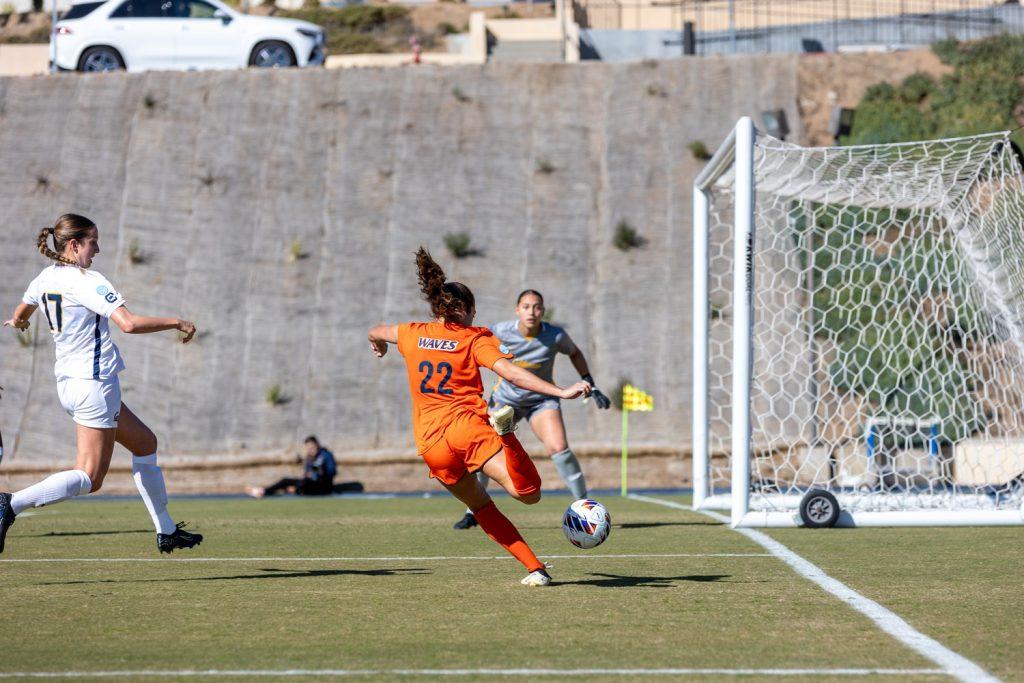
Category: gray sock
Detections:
[
  {"x1": 552, "y1": 448, "x2": 587, "y2": 499},
  {"x1": 467, "y1": 471, "x2": 491, "y2": 514}
]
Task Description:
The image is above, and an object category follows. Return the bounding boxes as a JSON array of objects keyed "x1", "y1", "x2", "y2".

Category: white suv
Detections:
[{"x1": 53, "y1": 0, "x2": 325, "y2": 72}]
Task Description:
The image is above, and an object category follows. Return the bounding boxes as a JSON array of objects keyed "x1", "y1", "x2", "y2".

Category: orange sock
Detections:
[{"x1": 473, "y1": 501, "x2": 544, "y2": 572}]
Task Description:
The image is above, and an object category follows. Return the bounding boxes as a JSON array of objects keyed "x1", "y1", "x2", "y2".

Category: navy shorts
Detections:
[{"x1": 488, "y1": 395, "x2": 561, "y2": 425}]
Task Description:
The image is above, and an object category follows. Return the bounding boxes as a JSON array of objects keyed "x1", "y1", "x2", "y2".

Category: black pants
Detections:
[{"x1": 264, "y1": 478, "x2": 332, "y2": 496}]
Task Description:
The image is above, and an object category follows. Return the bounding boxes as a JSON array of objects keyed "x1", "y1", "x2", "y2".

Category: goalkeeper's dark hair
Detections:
[
  {"x1": 415, "y1": 247, "x2": 475, "y2": 323},
  {"x1": 516, "y1": 289, "x2": 544, "y2": 305}
]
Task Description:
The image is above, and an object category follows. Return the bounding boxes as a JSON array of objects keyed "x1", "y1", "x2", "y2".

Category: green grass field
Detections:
[{"x1": 2, "y1": 493, "x2": 1021, "y2": 682}]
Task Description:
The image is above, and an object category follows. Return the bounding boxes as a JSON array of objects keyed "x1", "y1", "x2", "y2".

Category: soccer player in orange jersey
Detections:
[{"x1": 368, "y1": 247, "x2": 591, "y2": 586}]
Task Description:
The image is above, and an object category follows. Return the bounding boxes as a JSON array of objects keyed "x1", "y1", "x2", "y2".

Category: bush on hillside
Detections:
[
  {"x1": 329, "y1": 33, "x2": 387, "y2": 54},
  {"x1": 834, "y1": 37, "x2": 1024, "y2": 433},
  {"x1": 279, "y1": 5, "x2": 410, "y2": 55},
  {"x1": 281, "y1": 5, "x2": 409, "y2": 32},
  {"x1": 791, "y1": 202, "x2": 989, "y2": 441},
  {"x1": 842, "y1": 34, "x2": 1024, "y2": 147},
  {"x1": 0, "y1": 24, "x2": 49, "y2": 43}
]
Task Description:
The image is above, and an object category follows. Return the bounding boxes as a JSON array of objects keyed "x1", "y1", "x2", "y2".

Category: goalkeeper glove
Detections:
[{"x1": 582, "y1": 374, "x2": 611, "y2": 410}]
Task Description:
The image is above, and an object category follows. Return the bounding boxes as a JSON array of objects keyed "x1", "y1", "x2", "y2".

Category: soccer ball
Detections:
[{"x1": 562, "y1": 499, "x2": 611, "y2": 549}]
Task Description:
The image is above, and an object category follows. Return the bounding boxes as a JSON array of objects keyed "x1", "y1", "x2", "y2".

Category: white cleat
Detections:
[
  {"x1": 489, "y1": 405, "x2": 517, "y2": 436},
  {"x1": 521, "y1": 569, "x2": 551, "y2": 587}
]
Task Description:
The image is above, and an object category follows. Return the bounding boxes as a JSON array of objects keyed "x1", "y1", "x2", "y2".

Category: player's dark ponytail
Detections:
[
  {"x1": 415, "y1": 247, "x2": 475, "y2": 324},
  {"x1": 37, "y1": 214, "x2": 95, "y2": 266}
]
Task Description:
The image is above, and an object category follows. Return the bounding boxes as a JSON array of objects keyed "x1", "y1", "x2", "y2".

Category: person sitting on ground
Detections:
[{"x1": 246, "y1": 436, "x2": 336, "y2": 498}]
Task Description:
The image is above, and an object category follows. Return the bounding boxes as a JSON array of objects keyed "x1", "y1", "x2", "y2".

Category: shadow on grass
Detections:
[
  {"x1": 614, "y1": 528, "x2": 720, "y2": 532},
  {"x1": 515, "y1": 521, "x2": 716, "y2": 532},
  {"x1": 22, "y1": 529, "x2": 151, "y2": 538},
  {"x1": 553, "y1": 572, "x2": 729, "y2": 588},
  {"x1": 40, "y1": 567, "x2": 431, "y2": 586}
]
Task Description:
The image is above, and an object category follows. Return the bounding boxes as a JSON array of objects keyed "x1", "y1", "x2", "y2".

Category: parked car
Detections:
[{"x1": 52, "y1": 0, "x2": 325, "y2": 72}]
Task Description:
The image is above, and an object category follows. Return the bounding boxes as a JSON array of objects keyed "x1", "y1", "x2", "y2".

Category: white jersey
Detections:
[{"x1": 22, "y1": 265, "x2": 127, "y2": 380}]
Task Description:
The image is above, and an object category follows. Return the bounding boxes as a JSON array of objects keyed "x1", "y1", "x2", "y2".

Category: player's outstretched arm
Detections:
[
  {"x1": 562, "y1": 332, "x2": 611, "y2": 409},
  {"x1": 2, "y1": 303, "x2": 37, "y2": 331},
  {"x1": 492, "y1": 358, "x2": 592, "y2": 400},
  {"x1": 110, "y1": 306, "x2": 196, "y2": 343},
  {"x1": 368, "y1": 324, "x2": 399, "y2": 358}
]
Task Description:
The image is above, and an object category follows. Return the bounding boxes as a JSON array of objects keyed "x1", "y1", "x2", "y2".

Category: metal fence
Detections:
[{"x1": 573, "y1": 0, "x2": 1024, "y2": 54}]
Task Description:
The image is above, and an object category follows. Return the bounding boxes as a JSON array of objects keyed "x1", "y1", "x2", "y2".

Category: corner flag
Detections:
[
  {"x1": 621, "y1": 384, "x2": 653, "y2": 496},
  {"x1": 622, "y1": 384, "x2": 654, "y2": 412}
]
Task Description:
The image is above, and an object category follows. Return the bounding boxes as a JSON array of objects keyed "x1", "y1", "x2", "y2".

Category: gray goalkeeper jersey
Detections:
[{"x1": 489, "y1": 320, "x2": 574, "y2": 406}]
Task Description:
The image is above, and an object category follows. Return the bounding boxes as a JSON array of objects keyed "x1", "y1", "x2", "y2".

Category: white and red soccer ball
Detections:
[{"x1": 562, "y1": 499, "x2": 611, "y2": 549}]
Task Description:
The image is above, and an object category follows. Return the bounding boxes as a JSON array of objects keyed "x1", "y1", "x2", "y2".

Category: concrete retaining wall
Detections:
[{"x1": 0, "y1": 58, "x2": 801, "y2": 471}]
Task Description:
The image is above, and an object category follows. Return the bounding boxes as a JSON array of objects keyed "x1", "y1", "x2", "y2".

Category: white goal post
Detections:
[{"x1": 692, "y1": 116, "x2": 1024, "y2": 527}]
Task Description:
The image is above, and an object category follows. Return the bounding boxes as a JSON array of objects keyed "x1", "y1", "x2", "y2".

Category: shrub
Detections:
[
  {"x1": 794, "y1": 37, "x2": 1024, "y2": 444},
  {"x1": 279, "y1": 5, "x2": 409, "y2": 55},
  {"x1": 128, "y1": 239, "x2": 146, "y2": 265},
  {"x1": 328, "y1": 33, "x2": 386, "y2": 54},
  {"x1": 280, "y1": 5, "x2": 409, "y2": 33},
  {"x1": 687, "y1": 140, "x2": 711, "y2": 160},
  {"x1": 1, "y1": 25, "x2": 50, "y2": 44},
  {"x1": 861, "y1": 81, "x2": 897, "y2": 103},
  {"x1": 899, "y1": 72, "x2": 935, "y2": 102},
  {"x1": 535, "y1": 158, "x2": 556, "y2": 174},
  {"x1": 931, "y1": 36, "x2": 959, "y2": 65},
  {"x1": 288, "y1": 238, "x2": 307, "y2": 262},
  {"x1": 646, "y1": 83, "x2": 667, "y2": 98},
  {"x1": 845, "y1": 35, "x2": 1024, "y2": 147},
  {"x1": 613, "y1": 220, "x2": 645, "y2": 251},
  {"x1": 443, "y1": 232, "x2": 476, "y2": 258},
  {"x1": 795, "y1": 203, "x2": 989, "y2": 441},
  {"x1": 265, "y1": 384, "x2": 288, "y2": 406}
]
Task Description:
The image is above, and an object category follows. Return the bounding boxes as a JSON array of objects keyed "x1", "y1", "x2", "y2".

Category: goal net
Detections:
[{"x1": 692, "y1": 117, "x2": 1024, "y2": 527}]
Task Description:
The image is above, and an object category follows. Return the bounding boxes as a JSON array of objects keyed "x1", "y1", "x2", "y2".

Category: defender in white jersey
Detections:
[
  {"x1": 453, "y1": 289, "x2": 611, "y2": 530},
  {"x1": 0, "y1": 214, "x2": 202, "y2": 555}
]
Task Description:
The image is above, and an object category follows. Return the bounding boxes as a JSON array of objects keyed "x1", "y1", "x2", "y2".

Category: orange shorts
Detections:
[{"x1": 420, "y1": 411, "x2": 541, "y2": 495}]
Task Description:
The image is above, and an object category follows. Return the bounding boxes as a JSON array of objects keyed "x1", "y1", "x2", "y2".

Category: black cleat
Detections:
[
  {"x1": 157, "y1": 522, "x2": 203, "y2": 554},
  {"x1": 0, "y1": 492, "x2": 16, "y2": 555},
  {"x1": 453, "y1": 512, "x2": 478, "y2": 530}
]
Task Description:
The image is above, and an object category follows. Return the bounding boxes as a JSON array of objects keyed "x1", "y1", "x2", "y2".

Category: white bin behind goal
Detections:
[{"x1": 692, "y1": 117, "x2": 1024, "y2": 527}]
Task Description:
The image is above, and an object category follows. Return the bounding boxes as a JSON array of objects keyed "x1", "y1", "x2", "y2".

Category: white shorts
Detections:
[{"x1": 57, "y1": 376, "x2": 121, "y2": 429}]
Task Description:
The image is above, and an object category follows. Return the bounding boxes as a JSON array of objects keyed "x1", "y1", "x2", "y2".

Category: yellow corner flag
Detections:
[
  {"x1": 620, "y1": 384, "x2": 653, "y2": 496},
  {"x1": 622, "y1": 384, "x2": 654, "y2": 412}
]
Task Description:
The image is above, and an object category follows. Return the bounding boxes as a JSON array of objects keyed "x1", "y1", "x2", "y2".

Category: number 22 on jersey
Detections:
[{"x1": 419, "y1": 361, "x2": 453, "y2": 394}]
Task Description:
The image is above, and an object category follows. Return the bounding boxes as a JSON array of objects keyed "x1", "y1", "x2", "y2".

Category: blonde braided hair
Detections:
[{"x1": 37, "y1": 214, "x2": 95, "y2": 266}]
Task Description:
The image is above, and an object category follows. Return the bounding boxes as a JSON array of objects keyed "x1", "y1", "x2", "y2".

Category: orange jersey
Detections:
[{"x1": 396, "y1": 321, "x2": 512, "y2": 454}]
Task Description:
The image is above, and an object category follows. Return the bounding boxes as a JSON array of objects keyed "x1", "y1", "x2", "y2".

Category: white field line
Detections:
[
  {"x1": 629, "y1": 494, "x2": 1000, "y2": 683},
  {"x1": 0, "y1": 668, "x2": 946, "y2": 678},
  {"x1": 0, "y1": 552, "x2": 769, "y2": 564}
]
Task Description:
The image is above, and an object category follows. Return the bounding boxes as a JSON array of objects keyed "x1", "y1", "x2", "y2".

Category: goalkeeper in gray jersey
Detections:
[{"x1": 453, "y1": 289, "x2": 610, "y2": 530}]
